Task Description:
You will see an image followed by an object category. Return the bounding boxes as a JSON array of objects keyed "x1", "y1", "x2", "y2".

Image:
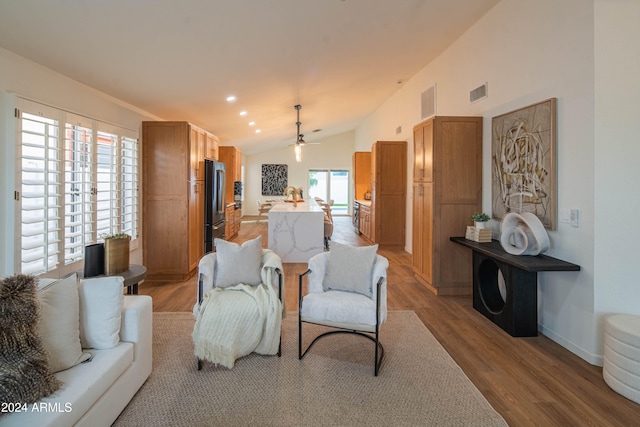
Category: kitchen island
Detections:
[{"x1": 268, "y1": 200, "x2": 324, "y2": 262}]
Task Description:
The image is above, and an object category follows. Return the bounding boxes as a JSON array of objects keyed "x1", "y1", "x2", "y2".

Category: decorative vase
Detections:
[
  {"x1": 84, "y1": 243, "x2": 105, "y2": 277},
  {"x1": 475, "y1": 221, "x2": 486, "y2": 229},
  {"x1": 104, "y1": 237, "x2": 130, "y2": 275},
  {"x1": 500, "y1": 212, "x2": 549, "y2": 256}
]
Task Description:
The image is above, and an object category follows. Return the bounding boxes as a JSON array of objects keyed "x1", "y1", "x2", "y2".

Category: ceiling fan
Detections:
[{"x1": 288, "y1": 105, "x2": 321, "y2": 147}]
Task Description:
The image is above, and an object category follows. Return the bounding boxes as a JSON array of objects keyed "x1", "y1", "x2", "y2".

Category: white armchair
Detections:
[
  {"x1": 298, "y1": 244, "x2": 389, "y2": 375},
  {"x1": 194, "y1": 238, "x2": 283, "y2": 370}
]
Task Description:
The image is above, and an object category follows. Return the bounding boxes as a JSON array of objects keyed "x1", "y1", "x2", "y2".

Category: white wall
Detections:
[
  {"x1": 593, "y1": 2, "x2": 640, "y2": 327},
  {"x1": 243, "y1": 131, "x2": 355, "y2": 216},
  {"x1": 0, "y1": 47, "x2": 160, "y2": 277},
  {"x1": 355, "y1": 0, "x2": 627, "y2": 364}
]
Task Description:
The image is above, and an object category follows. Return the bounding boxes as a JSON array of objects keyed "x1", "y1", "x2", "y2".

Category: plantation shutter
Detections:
[
  {"x1": 121, "y1": 135, "x2": 138, "y2": 238},
  {"x1": 16, "y1": 98, "x2": 139, "y2": 276},
  {"x1": 63, "y1": 115, "x2": 95, "y2": 265},
  {"x1": 18, "y1": 106, "x2": 63, "y2": 275},
  {"x1": 96, "y1": 130, "x2": 118, "y2": 237}
]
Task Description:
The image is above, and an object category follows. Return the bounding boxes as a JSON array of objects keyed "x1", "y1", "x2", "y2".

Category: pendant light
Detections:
[{"x1": 294, "y1": 104, "x2": 303, "y2": 162}]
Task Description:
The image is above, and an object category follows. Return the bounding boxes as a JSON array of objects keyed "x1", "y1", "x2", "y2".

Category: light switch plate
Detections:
[{"x1": 570, "y1": 209, "x2": 579, "y2": 227}]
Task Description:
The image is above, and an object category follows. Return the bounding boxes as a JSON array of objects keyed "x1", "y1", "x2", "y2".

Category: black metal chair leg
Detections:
[{"x1": 197, "y1": 358, "x2": 202, "y2": 370}]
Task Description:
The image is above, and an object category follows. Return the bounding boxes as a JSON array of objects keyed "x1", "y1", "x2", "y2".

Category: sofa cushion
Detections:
[
  {"x1": 301, "y1": 290, "x2": 378, "y2": 327},
  {"x1": 0, "y1": 274, "x2": 61, "y2": 403},
  {"x1": 214, "y1": 235, "x2": 263, "y2": 288},
  {"x1": 0, "y1": 342, "x2": 134, "y2": 427},
  {"x1": 37, "y1": 273, "x2": 91, "y2": 373},
  {"x1": 323, "y1": 242, "x2": 378, "y2": 297},
  {"x1": 79, "y1": 276, "x2": 125, "y2": 349}
]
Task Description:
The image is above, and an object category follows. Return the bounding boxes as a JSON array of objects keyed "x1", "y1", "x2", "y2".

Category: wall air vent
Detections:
[
  {"x1": 470, "y1": 83, "x2": 488, "y2": 103},
  {"x1": 421, "y1": 85, "x2": 436, "y2": 120}
]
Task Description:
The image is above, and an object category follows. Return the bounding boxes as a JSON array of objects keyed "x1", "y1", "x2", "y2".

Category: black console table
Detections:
[{"x1": 450, "y1": 237, "x2": 580, "y2": 337}]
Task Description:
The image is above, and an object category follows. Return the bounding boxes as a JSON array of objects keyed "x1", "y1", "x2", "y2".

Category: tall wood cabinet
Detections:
[
  {"x1": 412, "y1": 116, "x2": 482, "y2": 295},
  {"x1": 218, "y1": 146, "x2": 242, "y2": 205},
  {"x1": 353, "y1": 151, "x2": 371, "y2": 200},
  {"x1": 370, "y1": 141, "x2": 406, "y2": 247},
  {"x1": 219, "y1": 146, "x2": 242, "y2": 240},
  {"x1": 142, "y1": 121, "x2": 219, "y2": 281}
]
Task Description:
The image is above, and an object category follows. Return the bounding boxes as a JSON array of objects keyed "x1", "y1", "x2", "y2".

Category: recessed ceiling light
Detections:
[
  {"x1": 240, "y1": 111, "x2": 247, "y2": 116},
  {"x1": 226, "y1": 95, "x2": 236, "y2": 102},
  {"x1": 248, "y1": 121, "x2": 256, "y2": 126},
  {"x1": 255, "y1": 129, "x2": 261, "y2": 134}
]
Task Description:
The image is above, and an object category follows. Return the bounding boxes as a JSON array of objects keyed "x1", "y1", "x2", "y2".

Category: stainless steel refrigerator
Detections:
[{"x1": 204, "y1": 159, "x2": 226, "y2": 252}]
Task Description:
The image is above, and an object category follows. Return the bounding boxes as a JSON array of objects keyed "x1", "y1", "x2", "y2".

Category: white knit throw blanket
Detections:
[{"x1": 192, "y1": 255, "x2": 283, "y2": 369}]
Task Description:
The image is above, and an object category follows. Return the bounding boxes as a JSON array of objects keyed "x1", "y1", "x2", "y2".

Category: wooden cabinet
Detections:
[
  {"x1": 358, "y1": 203, "x2": 372, "y2": 241},
  {"x1": 353, "y1": 151, "x2": 371, "y2": 200},
  {"x1": 225, "y1": 204, "x2": 235, "y2": 239},
  {"x1": 142, "y1": 121, "x2": 219, "y2": 281},
  {"x1": 224, "y1": 204, "x2": 242, "y2": 240},
  {"x1": 370, "y1": 141, "x2": 406, "y2": 247},
  {"x1": 234, "y1": 208, "x2": 241, "y2": 236},
  {"x1": 411, "y1": 116, "x2": 482, "y2": 295},
  {"x1": 219, "y1": 146, "x2": 242, "y2": 205}
]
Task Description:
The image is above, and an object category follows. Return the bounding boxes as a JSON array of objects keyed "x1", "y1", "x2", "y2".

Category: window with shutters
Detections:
[{"x1": 17, "y1": 99, "x2": 139, "y2": 276}]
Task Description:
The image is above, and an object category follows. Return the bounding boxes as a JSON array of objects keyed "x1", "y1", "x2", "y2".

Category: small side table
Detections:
[{"x1": 79, "y1": 264, "x2": 147, "y2": 295}]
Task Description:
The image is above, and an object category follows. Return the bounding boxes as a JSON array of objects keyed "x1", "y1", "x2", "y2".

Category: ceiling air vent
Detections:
[
  {"x1": 421, "y1": 85, "x2": 436, "y2": 120},
  {"x1": 470, "y1": 83, "x2": 488, "y2": 103}
]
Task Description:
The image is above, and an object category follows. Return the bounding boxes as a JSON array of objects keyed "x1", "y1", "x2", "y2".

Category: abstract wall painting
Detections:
[
  {"x1": 262, "y1": 164, "x2": 288, "y2": 196},
  {"x1": 491, "y1": 98, "x2": 557, "y2": 230}
]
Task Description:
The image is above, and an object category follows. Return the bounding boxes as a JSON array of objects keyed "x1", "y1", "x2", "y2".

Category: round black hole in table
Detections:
[{"x1": 478, "y1": 258, "x2": 506, "y2": 314}]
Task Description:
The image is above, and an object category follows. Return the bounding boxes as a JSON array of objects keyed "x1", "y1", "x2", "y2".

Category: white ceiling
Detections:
[{"x1": 0, "y1": 0, "x2": 499, "y2": 154}]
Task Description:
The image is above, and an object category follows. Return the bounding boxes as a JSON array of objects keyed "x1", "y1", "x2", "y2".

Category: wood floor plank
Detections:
[{"x1": 138, "y1": 215, "x2": 640, "y2": 425}]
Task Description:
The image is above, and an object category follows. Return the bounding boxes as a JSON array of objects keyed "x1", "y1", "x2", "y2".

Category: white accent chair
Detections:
[
  {"x1": 298, "y1": 246, "x2": 389, "y2": 375},
  {"x1": 194, "y1": 242, "x2": 283, "y2": 370}
]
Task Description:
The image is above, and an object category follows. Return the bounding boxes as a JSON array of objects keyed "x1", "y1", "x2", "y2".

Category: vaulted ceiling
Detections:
[{"x1": 0, "y1": 0, "x2": 499, "y2": 154}]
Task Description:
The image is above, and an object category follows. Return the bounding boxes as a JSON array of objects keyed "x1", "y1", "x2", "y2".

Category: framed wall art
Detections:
[
  {"x1": 261, "y1": 164, "x2": 288, "y2": 196},
  {"x1": 491, "y1": 98, "x2": 557, "y2": 229}
]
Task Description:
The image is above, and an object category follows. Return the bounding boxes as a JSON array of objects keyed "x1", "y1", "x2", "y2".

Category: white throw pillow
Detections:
[
  {"x1": 214, "y1": 236, "x2": 263, "y2": 288},
  {"x1": 37, "y1": 273, "x2": 91, "y2": 373},
  {"x1": 78, "y1": 276, "x2": 124, "y2": 349},
  {"x1": 323, "y1": 242, "x2": 379, "y2": 297}
]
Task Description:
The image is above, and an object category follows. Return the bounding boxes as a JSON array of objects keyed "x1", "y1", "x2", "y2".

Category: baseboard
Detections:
[{"x1": 538, "y1": 323, "x2": 604, "y2": 366}]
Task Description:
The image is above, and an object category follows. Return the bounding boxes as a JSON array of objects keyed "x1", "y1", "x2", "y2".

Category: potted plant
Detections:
[
  {"x1": 471, "y1": 212, "x2": 490, "y2": 229},
  {"x1": 101, "y1": 232, "x2": 131, "y2": 275}
]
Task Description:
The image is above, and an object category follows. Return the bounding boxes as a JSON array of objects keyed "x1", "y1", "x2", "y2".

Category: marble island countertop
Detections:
[
  {"x1": 268, "y1": 200, "x2": 324, "y2": 213},
  {"x1": 267, "y1": 201, "x2": 324, "y2": 262}
]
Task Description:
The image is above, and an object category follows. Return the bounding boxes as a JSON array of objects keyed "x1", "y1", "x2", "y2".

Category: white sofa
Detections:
[{"x1": 0, "y1": 294, "x2": 152, "y2": 427}]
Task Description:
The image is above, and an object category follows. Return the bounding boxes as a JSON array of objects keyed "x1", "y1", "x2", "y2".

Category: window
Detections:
[
  {"x1": 17, "y1": 99, "x2": 139, "y2": 276},
  {"x1": 308, "y1": 169, "x2": 349, "y2": 215}
]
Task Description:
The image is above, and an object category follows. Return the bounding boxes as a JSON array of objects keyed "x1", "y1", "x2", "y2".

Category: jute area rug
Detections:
[{"x1": 113, "y1": 311, "x2": 506, "y2": 426}]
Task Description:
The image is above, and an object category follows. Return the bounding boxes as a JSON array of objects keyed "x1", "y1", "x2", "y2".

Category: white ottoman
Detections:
[{"x1": 603, "y1": 314, "x2": 640, "y2": 403}]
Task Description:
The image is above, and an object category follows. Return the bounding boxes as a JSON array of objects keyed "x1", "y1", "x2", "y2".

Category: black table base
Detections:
[
  {"x1": 451, "y1": 237, "x2": 580, "y2": 337},
  {"x1": 473, "y1": 251, "x2": 538, "y2": 336}
]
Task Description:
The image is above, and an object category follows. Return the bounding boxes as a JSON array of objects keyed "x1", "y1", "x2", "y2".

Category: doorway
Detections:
[{"x1": 308, "y1": 169, "x2": 349, "y2": 215}]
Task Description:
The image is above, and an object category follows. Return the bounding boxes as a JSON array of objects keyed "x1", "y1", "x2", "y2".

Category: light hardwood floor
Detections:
[{"x1": 139, "y1": 216, "x2": 640, "y2": 426}]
